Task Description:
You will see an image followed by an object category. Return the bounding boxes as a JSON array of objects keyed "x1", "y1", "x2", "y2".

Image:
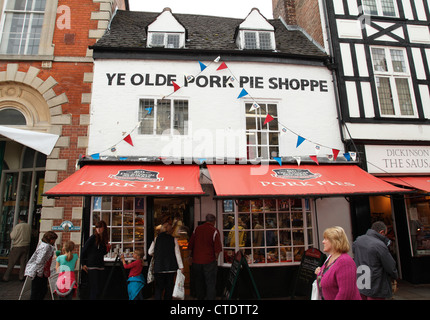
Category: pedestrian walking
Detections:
[
  {"x1": 81, "y1": 220, "x2": 110, "y2": 300},
  {"x1": 148, "y1": 215, "x2": 184, "y2": 300},
  {"x1": 2, "y1": 215, "x2": 31, "y2": 282},
  {"x1": 188, "y1": 213, "x2": 222, "y2": 300},
  {"x1": 353, "y1": 221, "x2": 398, "y2": 300},
  {"x1": 55, "y1": 240, "x2": 79, "y2": 300},
  {"x1": 315, "y1": 226, "x2": 361, "y2": 300},
  {"x1": 24, "y1": 231, "x2": 58, "y2": 300},
  {"x1": 121, "y1": 249, "x2": 145, "y2": 300}
]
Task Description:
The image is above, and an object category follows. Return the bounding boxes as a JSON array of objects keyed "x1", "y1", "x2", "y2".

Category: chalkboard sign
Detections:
[
  {"x1": 291, "y1": 248, "x2": 326, "y2": 299},
  {"x1": 223, "y1": 251, "x2": 260, "y2": 300}
]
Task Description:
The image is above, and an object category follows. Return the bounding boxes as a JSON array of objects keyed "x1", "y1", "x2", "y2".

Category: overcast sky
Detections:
[{"x1": 127, "y1": 0, "x2": 274, "y2": 19}]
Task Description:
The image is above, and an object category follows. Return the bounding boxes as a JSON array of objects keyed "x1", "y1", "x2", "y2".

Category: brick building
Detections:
[{"x1": 0, "y1": 0, "x2": 128, "y2": 263}]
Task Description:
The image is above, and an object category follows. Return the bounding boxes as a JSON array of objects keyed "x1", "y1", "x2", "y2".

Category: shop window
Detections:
[
  {"x1": 370, "y1": 47, "x2": 415, "y2": 117},
  {"x1": 406, "y1": 194, "x2": 430, "y2": 257},
  {"x1": 91, "y1": 196, "x2": 145, "y2": 260},
  {"x1": 138, "y1": 98, "x2": 189, "y2": 135},
  {"x1": 245, "y1": 102, "x2": 279, "y2": 160},
  {"x1": 221, "y1": 198, "x2": 314, "y2": 266}
]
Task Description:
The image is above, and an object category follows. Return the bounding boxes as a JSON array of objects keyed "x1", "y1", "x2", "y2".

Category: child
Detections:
[
  {"x1": 55, "y1": 240, "x2": 79, "y2": 300},
  {"x1": 121, "y1": 249, "x2": 145, "y2": 300}
]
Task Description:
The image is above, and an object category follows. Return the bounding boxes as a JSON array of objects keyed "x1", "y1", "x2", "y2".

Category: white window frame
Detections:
[
  {"x1": 370, "y1": 46, "x2": 417, "y2": 118},
  {"x1": 219, "y1": 198, "x2": 316, "y2": 267},
  {"x1": 245, "y1": 101, "x2": 279, "y2": 160},
  {"x1": 239, "y1": 30, "x2": 275, "y2": 50},
  {"x1": 362, "y1": 0, "x2": 399, "y2": 17},
  {"x1": 138, "y1": 97, "x2": 189, "y2": 136},
  {"x1": 147, "y1": 32, "x2": 184, "y2": 49},
  {"x1": 0, "y1": 0, "x2": 56, "y2": 57}
]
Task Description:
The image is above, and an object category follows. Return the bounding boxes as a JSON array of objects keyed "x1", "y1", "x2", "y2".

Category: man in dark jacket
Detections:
[{"x1": 353, "y1": 221, "x2": 398, "y2": 300}]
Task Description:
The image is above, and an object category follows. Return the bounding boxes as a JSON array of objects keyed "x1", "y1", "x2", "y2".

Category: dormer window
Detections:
[
  {"x1": 237, "y1": 8, "x2": 275, "y2": 51},
  {"x1": 150, "y1": 33, "x2": 181, "y2": 48},
  {"x1": 244, "y1": 31, "x2": 273, "y2": 50},
  {"x1": 147, "y1": 8, "x2": 186, "y2": 49}
]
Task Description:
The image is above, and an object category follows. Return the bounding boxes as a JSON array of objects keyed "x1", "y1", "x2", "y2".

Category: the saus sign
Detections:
[{"x1": 105, "y1": 72, "x2": 330, "y2": 92}]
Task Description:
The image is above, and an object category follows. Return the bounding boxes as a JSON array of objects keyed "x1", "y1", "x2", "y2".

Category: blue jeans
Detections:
[{"x1": 192, "y1": 261, "x2": 218, "y2": 300}]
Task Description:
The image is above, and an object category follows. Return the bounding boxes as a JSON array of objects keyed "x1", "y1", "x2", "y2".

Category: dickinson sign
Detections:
[{"x1": 365, "y1": 145, "x2": 430, "y2": 174}]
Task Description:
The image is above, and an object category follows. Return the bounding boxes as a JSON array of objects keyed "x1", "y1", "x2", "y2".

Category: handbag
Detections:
[{"x1": 172, "y1": 269, "x2": 185, "y2": 300}]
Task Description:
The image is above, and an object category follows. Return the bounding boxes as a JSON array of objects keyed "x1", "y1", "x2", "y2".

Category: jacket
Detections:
[
  {"x1": 81, "y1": 235, "x2": 108, "y2": 268},
  {"x1": 353, "y1": 229, "x2": 398, "y2": 298},
  {"x1": 189, "y1": 222, "x2": 222, "y2": 264}
]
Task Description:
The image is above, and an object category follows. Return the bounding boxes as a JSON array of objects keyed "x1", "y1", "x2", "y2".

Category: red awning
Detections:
[
  {"x1": 207, "y1": 164, "x2": 405, "y2": 197},
  {"x1": 381, "y1": 176, "x2": 430, "y2": 193},
  {"x1": 44, "y1": 164, "x2": 204, "y2": 197}
]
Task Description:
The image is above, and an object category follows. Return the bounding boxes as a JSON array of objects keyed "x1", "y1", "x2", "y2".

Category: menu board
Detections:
[{"x1": 291, "y1": 248, "x2": 326, "y2": 299}]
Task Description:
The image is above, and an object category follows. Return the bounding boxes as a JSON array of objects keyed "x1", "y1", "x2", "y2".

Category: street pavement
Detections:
[{"x1": 0, "y1": 272, "x2": 429, "y2": 300}]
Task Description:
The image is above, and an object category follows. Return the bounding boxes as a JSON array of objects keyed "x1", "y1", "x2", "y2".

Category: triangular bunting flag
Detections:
[
  {"x1": 217, "y1": 62, "x2": 228, "y2": 70},
  {"x1": 309, "y1": 155, "x2": 319, "y2": 165},
  {"x1": 90, "y1": 153, "x2": 100, "y2": 160},
  {"x1": 332, "y1": 149, "x2": 340, "y2": 161},
  {"x1": 145, "y1": 107, "x2": 153, "y2": 115},
  {"x1": 343, "y1": 152, "x2": 351, "y2": 161},
  {"x1": 296, "y1": 136, "x2": 305, "y2": 148},
  {"x1": 327, "y1": 154, "x2": 334, "y2": 161},
  {"x1": 293, "y1": 156, "x2": 301, "y2": 166},
  {"x1": 214, "y1": 56, "x2": 221, "y2": 62},
  {"x1": 249, "y1": 102, "x2": 260, "y2": 111},
  {"x1": 198, "y1": 61, "x2": 207, "y2": 71},
  {"x1": 172, "y1": 81, "x2": 180, "y2": 92},
  {"x1": 237, "y1": 88, "x2": 248, "y2": 99},
  {"x1": 263, "y1": 114, "x2": 274, "y2": 126},
  {"x1": 350, "y1": 152, "x2": 357, "y2": 161},
  {"x1": 315, "y1": 145, "x2": 321, "y2": 155},
  {"x1": 274, "y1": 157, "x2": 282, "y2": 166},
  {"x1": 124, "y1": 134, "x2": 134, "y2": 146}
]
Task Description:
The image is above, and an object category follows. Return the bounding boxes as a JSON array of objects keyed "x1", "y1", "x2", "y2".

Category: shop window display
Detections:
[
  {"x1": 91, "y1": 196, "x2": 145, "y2": 260},
  {"x1": 222, "y1": 198, "x2": 314, "y2": 266},
  {"x1": 406, "y1": 194, "x2": 430, "y2": 256}
]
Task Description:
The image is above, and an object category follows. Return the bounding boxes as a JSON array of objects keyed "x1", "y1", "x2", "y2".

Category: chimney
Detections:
[{"x1": 272, "y1": 0, "x2": 324, "y2": 47}]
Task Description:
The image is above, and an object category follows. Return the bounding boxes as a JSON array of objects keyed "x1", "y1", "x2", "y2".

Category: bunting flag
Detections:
[
  {"x1": 293, "y1": 156, "x2": 301, "y2": 166},
  {"x1": 274, "y1": 157, "x2": 282, "y2": 166},
  {"x1": 315, "y1": 145, "x2": 321, "y2": 155},
  {"x1": 172, "y1": 81, "x2": 181, "y2": 92},
  {"x1": 343, "y1": 152, "x2": 351, "y2": 161},
  {"x1": 237, "y1": 88, "x2": 248, "y2": 99},
  {"x1": 332, "y1": 149, "x2": 340, "y2": 161},
  {"x1": 186, "y1": 75, "x2": 194, "y2": 83},
  {"x1": 217, "y1": 62, "x2": 228, "y2": 70},
  {"x1": 214, "y1": 56, "x2": 221, "y2": 62},
  {"x1": 249, "y1": 102, "x2": 260, "y2": 111},
  {"x1": 145, "y1": 107, "x2": 153, "y2": 115},
  {"x1": 309, "y1": 155, "x2": 319, "y2": 165},
  {"x1": 90, "y1": 153, "x2": 100, "y2": 160},
  {"x1": 123, "y1": 134, "x2": 133, "y2": 146},
  {"x1": 263, "y1": 114, "x2": 274, "y2": 126},
  {"x1": 199, "y1": 61, "x2": 207, "y2": 71},
  {"x1": 296, "y1": 136, "x2": 305, "y2": 148}
]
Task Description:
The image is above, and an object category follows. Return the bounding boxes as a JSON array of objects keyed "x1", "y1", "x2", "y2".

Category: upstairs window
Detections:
[
  {"x1": 362, "y1": 0, "x2": 397, "y2": 17},
  {"x1": 139, "y1": 98, "x2": 189, "y2": 135},
  {"x1": 244, "y1": 31, "x2": 273, "y2": 50},
  {"x1": 371, "y1": 47, "x2": 415, "y2": 117},
  {"x1": 0, "y1": 0, "x2": 46, "y2": 55},
  {"x1": 149, "y1": 32, "x2": 181, "y2": 48}
]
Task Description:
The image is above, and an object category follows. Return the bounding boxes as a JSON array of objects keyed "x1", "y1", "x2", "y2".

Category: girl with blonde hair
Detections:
[{"x1": 314, "y1": 226, "x2": 361, "y2": 300}]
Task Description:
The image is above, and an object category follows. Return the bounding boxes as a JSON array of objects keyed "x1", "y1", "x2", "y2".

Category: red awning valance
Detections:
[
  {"x1": 44, "y1": 164, "x2": 204, "y2": 197},
  {"x1": 207, "y1": 164, "x2": 405, "y2": 198},
  {"x1": 381, "y1": 176, "x2": 430, "y2": 193}
]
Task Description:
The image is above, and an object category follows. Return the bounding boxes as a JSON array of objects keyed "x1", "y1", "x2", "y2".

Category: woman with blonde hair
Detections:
[{"x1": 315, "y1": 226, "x2": 361, "y2": 300}]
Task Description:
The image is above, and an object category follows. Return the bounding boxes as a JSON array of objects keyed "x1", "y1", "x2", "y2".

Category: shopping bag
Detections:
[
  {"x1": 311, "y1": 280, "x2": 320, "y2": 300},
  {"x1": 147, "y1": 258, "x2": 154, "y2": 283},
  {"x1": 172, "y1": 269, "x2": 185, "y2": 300}
]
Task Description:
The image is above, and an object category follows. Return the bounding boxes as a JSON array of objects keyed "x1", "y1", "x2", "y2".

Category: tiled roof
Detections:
[{"x1": 92, "y1": 10, "x2": 327, "y2": 59}]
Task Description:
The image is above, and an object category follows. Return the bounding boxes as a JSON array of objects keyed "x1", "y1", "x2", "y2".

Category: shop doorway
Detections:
[
  {"x1": 149, "y1": 197, "x2": 194, "y2": 295},
  {"x1": 0, "y1": 142, "x2": 46, "y2": 264},
  {"x1": 369, "y1": 195, "x2": 401, "y2": 277}
]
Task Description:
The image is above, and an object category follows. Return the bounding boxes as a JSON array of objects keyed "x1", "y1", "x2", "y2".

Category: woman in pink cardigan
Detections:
[{"x1": 315, "y1": 226, "x2": 361, "y2": 300}]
